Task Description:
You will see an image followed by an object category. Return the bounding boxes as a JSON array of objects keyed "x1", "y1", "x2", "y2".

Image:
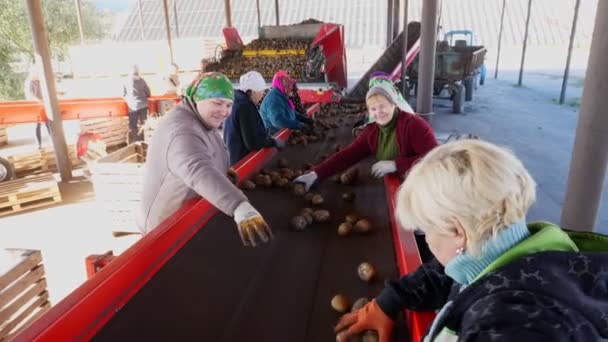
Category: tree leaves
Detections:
[{"x1": 0, "y1": 0, "x2": 109, "y2": 100}]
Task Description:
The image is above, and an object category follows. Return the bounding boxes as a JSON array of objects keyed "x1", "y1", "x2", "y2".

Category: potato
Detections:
[
  {"x1": 302, "y1": 212, "x2": 313, "y2": 225},
  {"x1": 330, "y1": 175, "x2": 341, "y2": 183},
  {"x1": 351, "y1": 297, "x2": 370, "y2": 312},
  {"x1": 311, "y1": 194, "x2": 324, "y2": 206},
  {"x1": 301, "y1": 207, "x2": 314, "y2": 216},
  {"x1": 293, "y1": 183, "x2": 306, "y2": 196},
  {"x1": 304, "y1": 192, "x2": 315, "y2": 202},
  {"x1": 279, "y1": 168, "x2": 295, "y2": 180},
  {"x1": 337, "y1": 222, "x2": 353, "y2": 236},
  {"x1": 290, "y1": 216, "x2": 308, "y2": 231},
  {"x1": 345, "y1": 214, "x2": 358, "y2": 224},
  {"x1": 341, "y1": 192, "x2": 355, "y2": 202},
  {"x1": 277, "y1": 158, "x2": 289, "y2": 168},
  {"x1": 268, "y1": 170, "x2": 281, "y2": 180},
  {"x1": 340, "y1": 168, "x2": 359, "y2": 185},
  {"x1": 331, "y1": 294, "x2": 350, "y2": 313},
  {"x1": 354, "y1": 219, "x2": 372, "y2": 234},
  {"x1": 294, "y1": 169, "x2": 303, "y2": 177},
  {"x1": 255, "y1": 174, "x2": 272, "y2": 187},
  {"x1": 312, "y1": 209, "x2": 331, "y2": 223},
  {"x1": 357, "y1": 262, "x2": 377, "y2": 283},
  {"x1": 239, "y1": 179, "x2": 256, "y2": 190},
  {"x1": 362, "y1": 331, "x2": 379, "y2": 342},
  {"x1": 275, "y1": 178, "x2": 290, "y2": 187}
]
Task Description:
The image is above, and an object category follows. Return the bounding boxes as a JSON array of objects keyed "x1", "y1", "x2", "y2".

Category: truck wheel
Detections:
[
  {"x1": 0, "y1": 157, "x2": 15, "y2": 182},
  {"x1": 464, "y1": 77, "x2": 474, "y2": 101},
  {"x1": 452, "y1": 84, "x2": 465, "y2": 114}
]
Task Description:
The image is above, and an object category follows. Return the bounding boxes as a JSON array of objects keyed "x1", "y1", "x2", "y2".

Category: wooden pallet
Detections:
[
  {"x1": 89, "y1": 143, "x2": 147, "y2": 233},
  {"x1": 80, "y1": 118, "x2": 129, "y2": 148},
  {"x1": 8, "y1": 146, "x2": 81, "y2": 178},
  {"x1": 0, "y1": 173, "x2": 62, "y2": 217},
  {"x1": 0, "y1": 127, "x2": 7, "y2": 147},
  {"x1": 0, "y1": 250, "x2": 51, "y2": 341}
]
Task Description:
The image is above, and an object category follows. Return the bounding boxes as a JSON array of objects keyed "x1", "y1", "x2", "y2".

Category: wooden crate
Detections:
[
  {"x1": 80, "y1": 117, "x2": 129, "y2": 149},
  {"x1": 0, "y1": 126, "x2": 7, "y2": 147},
  {"x1": 0, "y1": 173, "x2": 62, "y2": 217},
  {"x1": 89, "y1": 142, "x2": 147, "y2": 232},
  {"x1": 0, "y1": 250, "x2": 51, "y2": 341},
  {"x1": 8, "y1": 145, "x2": 81, "y2": 178}
]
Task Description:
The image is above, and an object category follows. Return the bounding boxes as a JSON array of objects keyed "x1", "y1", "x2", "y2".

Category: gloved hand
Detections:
[
  {"x1": 371, "y1": 160, "x2": 397, "y2": 178},
  {"x1": 233, "y1": 202, "x2": 273, "y2": 247},
  {"x1": 334, "y1": 299, "x2": 394, "y2": 342},
  {"x1": 293, "y1": 171, "x2": 318, "y2": 192},
  {"x1": 274, "y1": 138, "x2": 286, "y2": 149},
  {"x1": 226, "y1": 168, "x2": 239, "y2": 184}
]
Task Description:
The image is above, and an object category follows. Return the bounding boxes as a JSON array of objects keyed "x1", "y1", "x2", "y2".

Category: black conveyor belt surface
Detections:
[{"x1": 94, "y1": 112, "x2": 408, "y2": 342}]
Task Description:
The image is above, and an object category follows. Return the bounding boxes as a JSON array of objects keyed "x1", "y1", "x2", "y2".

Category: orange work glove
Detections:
[{"x1": 334, "y1": 299, "x2": 394, "y2": 342}]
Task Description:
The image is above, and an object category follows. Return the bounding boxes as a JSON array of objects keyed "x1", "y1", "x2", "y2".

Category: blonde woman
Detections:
[{"x1": 335, "y1": 139, "x2": 608, "y2": 342}]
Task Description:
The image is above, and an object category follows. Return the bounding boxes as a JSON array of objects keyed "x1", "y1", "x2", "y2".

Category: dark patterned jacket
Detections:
[{"x1": 376, "y1": 222, "x2": 608, "y2": 341}]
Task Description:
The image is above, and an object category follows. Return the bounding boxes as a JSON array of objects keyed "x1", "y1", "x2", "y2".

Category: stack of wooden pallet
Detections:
[
  {"x1": 8, "y1": 146, "x2": 81, "y2": 178},
  {"x1": 0, "y1": 173, "x2": 62, "y2": 217},
  {"x1": 0, "y1": 249, "x2": 51, "y2": 340},
  {"x1": 89, "y1": 142, "x2": 147, "y2": 233},
  {"x1": 79, "y1": 117, "x2": 129, "y2": 149}
]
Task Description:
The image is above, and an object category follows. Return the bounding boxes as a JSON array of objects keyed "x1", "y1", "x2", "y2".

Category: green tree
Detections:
[{"x1": 0, "y1": 0, "x2": 109, "y2": 100}]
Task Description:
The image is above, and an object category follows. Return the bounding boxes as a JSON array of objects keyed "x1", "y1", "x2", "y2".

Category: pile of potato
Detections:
[{"x1": 205, "y1": 38, "x2": 312, "y2": 81}]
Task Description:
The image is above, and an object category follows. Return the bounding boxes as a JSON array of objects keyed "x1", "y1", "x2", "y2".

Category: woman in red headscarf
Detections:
[{"x1": 258, "y1": 71, "x2": 313, "y2": 135}]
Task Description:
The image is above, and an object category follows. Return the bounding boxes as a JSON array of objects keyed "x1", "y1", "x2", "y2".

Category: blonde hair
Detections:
[{"x1": 396, "y1": 139, "x2": 536, "y2": 255}]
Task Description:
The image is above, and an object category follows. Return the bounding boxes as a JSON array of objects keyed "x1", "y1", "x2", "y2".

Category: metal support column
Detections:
[
  {"x1": 392, "y1": 0, "x2": 400, "y2": 42},
  {"x1": 416, "y1": 0, "x2": 439, "y2": 122},
  {"x1": 559, "y1": 0, "x2": 581, "y2": 104},
  {"x1": 162, "y1": 0, "x2": 174, "y2": 64},
  {"x1": 518, "y1": 0, "x2": 532, "y2": 86},
  {"x1": 275, "y1": 0, "x2": 280, "y2": 26},
  {"x1": 224, "y1": 0, "x2": 232, "y2": 27},
  {"x1": 561, "y1": 0, "x2": 608, "y2": 232},
  {"x1": 494, "y1": 0, "x2": 506, "y2": 79},
  {"x1": 25, "y1": 0, "x2": 72, "y2": 181},
  {"x1": 401, "y1": 0, "x2": 409, "y2": 96},
  {"x1": 256, "y1": 0, "x2": 261, "y2": 29},
  {"x1": 386, "y1": 0, "x2": 394, "y2": 47}
]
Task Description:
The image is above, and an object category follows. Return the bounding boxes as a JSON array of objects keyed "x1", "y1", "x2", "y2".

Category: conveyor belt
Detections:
[{"x1": 93, "y1": 114, "x2": 408, "y2": 341}]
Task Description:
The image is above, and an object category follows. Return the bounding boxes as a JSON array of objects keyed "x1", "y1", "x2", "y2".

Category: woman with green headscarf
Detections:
[{"x1": 138, "y1": 72, "x2": 273, "y2": 247}]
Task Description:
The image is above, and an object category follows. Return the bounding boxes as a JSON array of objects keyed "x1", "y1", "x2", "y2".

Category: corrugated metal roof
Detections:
[{"x1": 114, "y1": 0, "x2": 598, "y2": 48}]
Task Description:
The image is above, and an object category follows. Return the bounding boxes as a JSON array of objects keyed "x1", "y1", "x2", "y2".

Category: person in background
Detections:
[
  {"x1": 138, "y1": 72, "x2": 273, "y2": 247},
  {"x1": 224, "y1": 71, "x2": 285, "y2": 165},
  {"x1": 24, "y1": 64, "x2": 50, "y2": 149},
  {"x1": 259, "y1": 70, "x2": 314, "y2": 135},
  {"x1": 123, "y1": 64, "x2": 151, "y2": 143},
  {"x1": 163, "y1": 63, "x2": 181, "y2": 96},
  {"x1": 294, "y1": 80, "x2": 437, "y2": 190},
  {"x1": 335, "y1": 139, "x2": 608, "y2": 342}
]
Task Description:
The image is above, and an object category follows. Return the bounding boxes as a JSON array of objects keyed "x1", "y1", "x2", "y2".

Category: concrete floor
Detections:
[{"x1": 428, "y1": 74, "x2": 608, "y2": 235}]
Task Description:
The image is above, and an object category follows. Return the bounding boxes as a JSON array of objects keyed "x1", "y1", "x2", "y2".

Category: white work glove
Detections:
[
  {"x1": 371, "y1": 161, "x2": 397, "y2": 178},
  {"x1": 233, "y1": 202, "x2": 273, "y2": 247},
  {"x1": 274, "y1": 138, "x2": 286, "y2": 149},
  {"x1": 293, "y1": 171, "x2": 318, "y2": 192}
]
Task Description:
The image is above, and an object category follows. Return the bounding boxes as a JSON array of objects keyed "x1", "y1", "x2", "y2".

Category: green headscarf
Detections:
[{"x1": 186, "y1": 72, "x2": 234, "y2": 102}]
